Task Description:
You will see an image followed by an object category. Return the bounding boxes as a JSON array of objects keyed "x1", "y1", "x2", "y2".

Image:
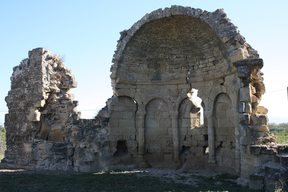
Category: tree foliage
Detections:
[{"x1": 269, "y1": 123, "x2": 288, "y2": 144}]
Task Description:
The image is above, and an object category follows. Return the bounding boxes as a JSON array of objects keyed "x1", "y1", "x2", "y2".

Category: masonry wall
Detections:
[{"x1": 4, "y1": 49, "x2": 44, "y2": 165}]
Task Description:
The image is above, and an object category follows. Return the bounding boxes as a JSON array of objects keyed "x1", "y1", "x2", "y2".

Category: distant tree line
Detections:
[{"x1": 269, "y1": 123, "x2": 288, "y2": 144}]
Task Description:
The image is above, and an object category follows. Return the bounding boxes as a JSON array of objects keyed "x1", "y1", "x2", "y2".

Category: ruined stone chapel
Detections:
[{"x1": 2, "y1": 6, "x2": 288, "y2": 190}]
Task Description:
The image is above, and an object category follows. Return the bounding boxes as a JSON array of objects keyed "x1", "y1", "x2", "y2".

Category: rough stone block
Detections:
[
  {"x1": 265, "y1": 178, "x2": 281, "y2": 192},
  {"x1": 121, "y1": 154, "x2": 132, "y2": 164},
  {"x1": 110, "y1": 112, "x2": 122, "y2": 118},
  {"x1": 240, "y1": 87, "x2": 251, "y2": 102},
  {"x1": 39, "y1": 121, "x2": 51, "y2": 140},
  {"x1": 222, "y1": 166, "x2": 237, "y2": 175},
  {"x1": 144, "y1": 153, "x2": 164, "y2": 165},
  {"x1": 257, "y1": 106, "x2": 268, "y2": 115},
  {"x1": 280, "y1": 156, "x2": 288, "y2": 167},
  {"x1": 119, "y1": 119, "x2": 135, "y2": 129},
  {"x1": 240, "y1": 137, "x2": 250, "y2": 146},
  {"x1": 197, "y1": 141, "x2": 208, "y2": 147},
  {"x1": 251, "y1": 113, "x2": 268, "y2": 126},
  {"x1": 238, "y1": 101, "x2": 252, "y2": 113},
  {"x1": 48, "y1": 130, "x2": 65, "y2": 142},
  {"x1": 190, "y1": 147, "x2": 204, "y2": 155},
  {"x1": 216, "y1": 127, "x2": 228, "y2": 136},
  {"x1": 216, "y1": 135, "x2": 227, "y2": 142},
  {"x1": 190, "y1": 128, "x2": 202, "y2": 135},
  {"x1": 215, "y1": 110, "x2": 226, "y2": 118},
  {"x1": 145, "y1": 118, "x2": 159, "y2": 128},
  {"x1": 250, "y1": 145, "x2": 261, "y2": 155},
  {"x1": 163, "y1": 154, "x2": 174, "y2": 164},
  {"x1": 238, "y1": 113, "x2": 250, "y2": 125},
  {"x1": 257, "y1": 154, "x2": 279, "y2": 165},
  {"x1": 260, "y1": 147, "x2": 277, "y2": 155},
  {"x1": 236, "y1": 65, "x2": 251, "y2": 78},
  {"x1": 253, "y1": 125, "x2": 269, "y2": 132},
  {"x1": 159, "y1": 119, "x2": 171, "y2": 128},
  {"x1": 249, "y1": 173, "x2": 264, "y2": 190}
]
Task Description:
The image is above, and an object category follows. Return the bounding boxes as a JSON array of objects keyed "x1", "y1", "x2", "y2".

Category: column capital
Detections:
[
  {"x1": 204, "y1": 110, "x2": 213, "y2": 118},
  {"x1": 234, "y1": 59, "x2": 263, "y2": 78},
  {"x1": 234, "y1": 59, "x2": 263, "y2": 69},
  {"x1": 169, "y1": 111, "x2": 179, "y2": 118},
  {"x1": 136, "y1": 111, "x2": 146, "y2": 117}
]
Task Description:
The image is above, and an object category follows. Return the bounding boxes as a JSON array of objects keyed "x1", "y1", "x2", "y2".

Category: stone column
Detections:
[
  {"x1": 170, "y1": 111, "x2": 180, "y2": 163},
  {"x1": 136, "y1": 110, "x2": 146, "y2": 155},
  {"x1": 136, "y1": 107, "x2": 148, "y2": 167},
  {"x1": 206, "y1": 111, "x2": 216, "y2": 164}
]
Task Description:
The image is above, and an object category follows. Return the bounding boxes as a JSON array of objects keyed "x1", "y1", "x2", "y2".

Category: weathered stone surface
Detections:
[
  {"x1": 257, "y1": 106, "x2": 268, "y2": 114},
  {"x1": 249, "y1": 173, "x2": 264, "y2": 190}
]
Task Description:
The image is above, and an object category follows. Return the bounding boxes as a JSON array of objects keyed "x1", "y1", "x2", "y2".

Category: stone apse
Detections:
[{"x1": 3, "y1": 6, "x2": 287, "y2": 190}]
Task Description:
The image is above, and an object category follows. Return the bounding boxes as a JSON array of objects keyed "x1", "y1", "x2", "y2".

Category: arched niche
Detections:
[
  {"x1": 144, "y1": 98, "x2": 172, "y2": 168},
  {"x1": 178, "y1": 97, "x2": 202, "y2": 147},
  {"x1": 108, "y1": 96, "x2": 138, "y2": 155},
  {"x1": 213, "y1": 93, "x2": 236, "y2": 173},
  {"x1": 178, "y1": 96, "x2": 209, "y2": 169}
]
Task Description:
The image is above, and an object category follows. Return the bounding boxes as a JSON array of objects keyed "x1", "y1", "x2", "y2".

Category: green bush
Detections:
[{"x1": 0, "y1": 125, "x2": 6, "y2": 160}]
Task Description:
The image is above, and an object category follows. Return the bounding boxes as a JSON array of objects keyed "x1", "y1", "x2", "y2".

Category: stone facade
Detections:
[{"x1": 2, "y1": 6, "x2": 288, "y2": 191}]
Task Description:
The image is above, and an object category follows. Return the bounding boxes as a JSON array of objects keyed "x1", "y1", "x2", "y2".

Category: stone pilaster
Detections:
[{"x1": 235, "y1": 58, "x2": 263, "y2": 182}]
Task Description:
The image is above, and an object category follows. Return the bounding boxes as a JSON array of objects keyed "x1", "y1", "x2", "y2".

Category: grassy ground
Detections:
[{"x1": 0, "y1": 168, "x2": 262, "y2": 192}]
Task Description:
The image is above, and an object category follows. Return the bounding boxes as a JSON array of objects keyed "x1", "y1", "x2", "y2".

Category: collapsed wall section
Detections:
[
  {"x1": 4, "y1": 48, "x2": 45, "y2": 165},
  {"x1": 234, "y1": 59, "x2": 288, "y2": 190},
  {"x1": 2, "y1": 48, "x2": 112, "y2": 172},
  {"x1": 3, "y1": 48, "x2": 78, "y2": 168}
]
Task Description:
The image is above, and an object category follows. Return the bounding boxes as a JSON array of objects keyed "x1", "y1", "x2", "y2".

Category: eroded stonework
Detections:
[{"x1": 2, "y1": 6, "x2": 288, "y2": 191}]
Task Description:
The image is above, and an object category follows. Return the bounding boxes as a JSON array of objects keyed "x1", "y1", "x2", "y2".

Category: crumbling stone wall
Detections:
[
  {"x1": 3, "y1": 48, "x2": 111, "y2": 172},
  {"x1": 2, "y1": 5, "x2": 287, "y2": 191}
]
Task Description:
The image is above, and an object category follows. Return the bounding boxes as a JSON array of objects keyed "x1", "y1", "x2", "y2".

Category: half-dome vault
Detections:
[{"x1": 110, "y1": 6, "x2": 259, "y2": 90}]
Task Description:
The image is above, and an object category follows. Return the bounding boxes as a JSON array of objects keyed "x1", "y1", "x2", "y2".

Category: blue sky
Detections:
[{"x1": 0, "y1": 0, "x2": 288, "y2": 125}]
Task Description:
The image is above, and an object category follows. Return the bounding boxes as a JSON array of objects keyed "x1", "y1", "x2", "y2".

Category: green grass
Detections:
[{"x1": 0, "y1": 170, "x2": 260, "y2": 192}]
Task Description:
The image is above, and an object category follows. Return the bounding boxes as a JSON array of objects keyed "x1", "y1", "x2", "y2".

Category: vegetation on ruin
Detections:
[
  {"x1": 0, "y1": 125, "x2": 5, "y2": 160},
  {"x1": 0, "y1": 170, "x2": 260, "y2": 192},
  {"x1": 269, "y1": 123, "x2": 288, "y2": 144}
]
